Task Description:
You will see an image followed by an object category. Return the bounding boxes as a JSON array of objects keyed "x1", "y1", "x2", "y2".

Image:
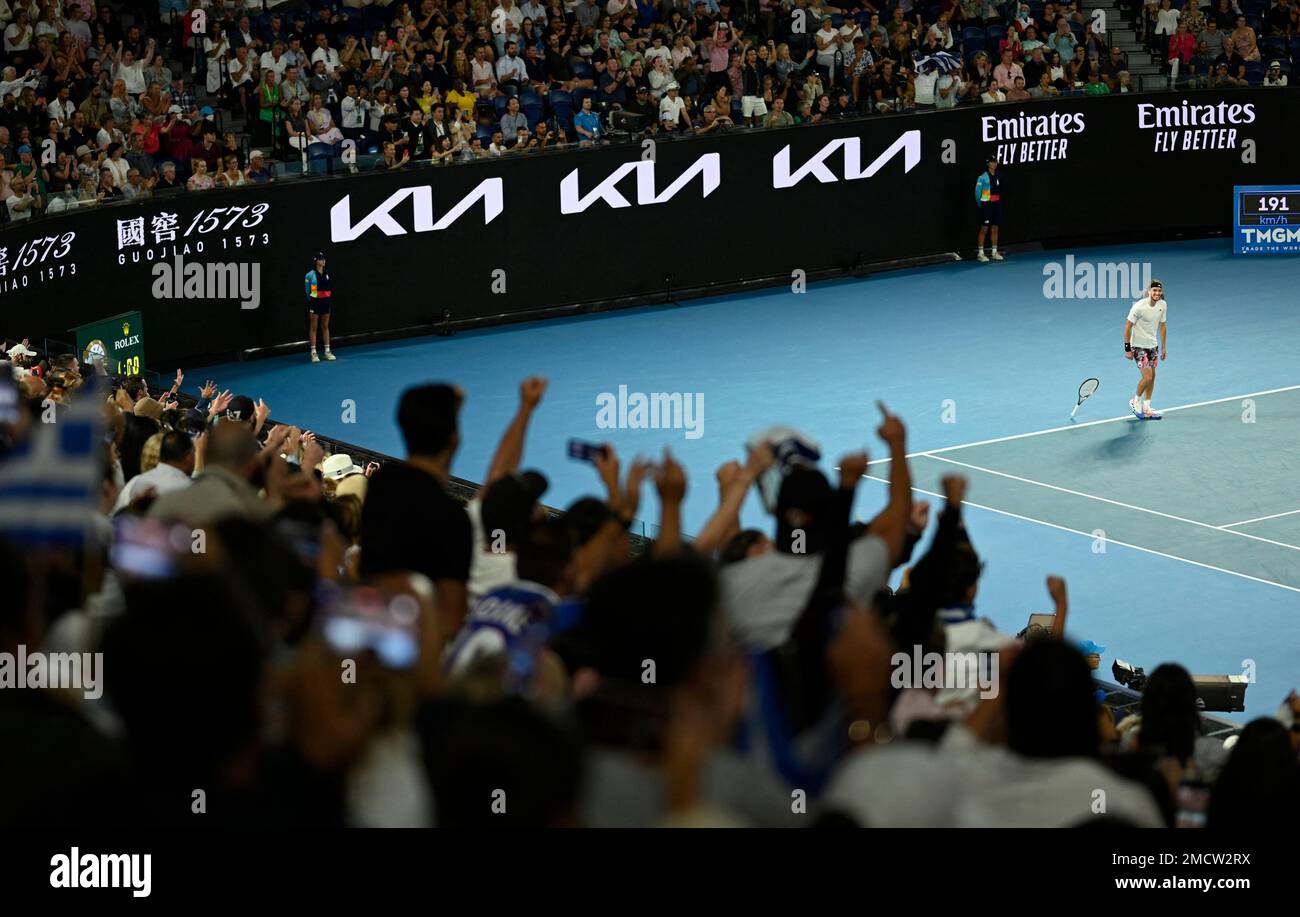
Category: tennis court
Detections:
[
  {"x1": 200, "y1": 238, "x2": 1300, "y2": 718},
  {"x1": 868, "y1": 384, "x2": 1300, "y2": 595}
]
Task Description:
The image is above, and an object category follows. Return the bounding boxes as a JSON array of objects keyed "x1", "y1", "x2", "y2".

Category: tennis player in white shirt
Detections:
[{"x1": 1123, "y1": 279, "x2": 1168, "y2": 419}]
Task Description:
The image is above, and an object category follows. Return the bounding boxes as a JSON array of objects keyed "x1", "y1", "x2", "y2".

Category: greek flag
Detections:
[
  {"x1": 914, "y1": 51, "x2": 962, "y2": 74},
  {"x1": 0, "y1": 381, "x2": 104, "y2": 546}
]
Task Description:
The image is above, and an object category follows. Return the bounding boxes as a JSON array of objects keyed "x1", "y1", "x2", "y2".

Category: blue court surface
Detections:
[{"x1": 203, "y1": 238, "x2": 1300, "y2": 719}]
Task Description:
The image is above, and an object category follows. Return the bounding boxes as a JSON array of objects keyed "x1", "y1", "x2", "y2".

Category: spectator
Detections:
[
  {"x1": 360, "y1": 384, "x2": 472, "y2": 636},
  {"x1": 763, "y1": 95, "x2": 794, "y2": 127},
  {"x1": 1006, "y1": 74, "x2": 1032, "y2": 100},
  {"x1": 5, "y1": 172, "x2": 37, "y2": 221},
  {"x1": 993, "y1": 48, "x2": 1024, "y2": 90},
  {"x1": 1229, "y1": 14, "x2": 1262, "y2": 61},
  {"x1": 1263, "y1": 60, "x2": 1289, "y2": 87}
]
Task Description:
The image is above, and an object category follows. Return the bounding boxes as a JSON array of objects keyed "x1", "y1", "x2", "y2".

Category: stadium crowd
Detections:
[
  {"x1": 3, "y1": 339, "x2": 1299, "y2": 828},
  {"x1": 0, "y1": 0, "x2": 1293, "y2": 219}
]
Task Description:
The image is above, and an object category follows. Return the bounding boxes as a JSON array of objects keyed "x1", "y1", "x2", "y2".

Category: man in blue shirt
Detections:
[
  {"x1": 444, "y1": 518, "x2": 576, "y2": 698},
  {"x1": 573, "y1": 94, "x2": 601, "y2": 144}
]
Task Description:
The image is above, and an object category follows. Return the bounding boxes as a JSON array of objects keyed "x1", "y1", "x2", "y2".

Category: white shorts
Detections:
[{"x1": 741, "y1": 95, "x2": 768, "y2": 117}]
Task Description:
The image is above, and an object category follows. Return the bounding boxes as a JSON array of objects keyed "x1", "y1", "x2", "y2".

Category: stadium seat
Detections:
[
  {"x1": 494, "y1": 95, "x2": 510, "y2": 117},
  {"x1": 831, "y1": 13, "x2": 844, "y2": 27},
  {"x1": 1261, "y1": 37, "x2": 1288, "y2": 62},
  {"x1": 985, "y1": 25, "x2": 1007, "y2": 45},
  {"x1": 572, "y1": 61, "x2": 595, "y2": 81},
  {"x1": 1244, "y1": 61, "x2": 1265, "y2": 84},
  {"x1": 500, "y1": 83, "x2": 519, "y2": 97},
  {"x1": 521, "y1": 101, "x2": 545, "y2": 124}
]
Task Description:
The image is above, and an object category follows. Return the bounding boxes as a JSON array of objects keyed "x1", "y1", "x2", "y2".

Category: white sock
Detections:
[
  {"x1": 1144, "y1": 399, "x2": 1152, "y2": 410},
  {"x1": 311, "y1": 347, "x2": 317, "y2": 354},
  {"x1": 324, "y1": 346, "x2": 331, "y2": 353},
  {"x1": 991, "y1": 246, "x2": 998, "y2": 253}
]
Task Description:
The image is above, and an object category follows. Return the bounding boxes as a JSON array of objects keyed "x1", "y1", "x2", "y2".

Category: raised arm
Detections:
[
  {"x1": 484, "y1": 376, "x2": 546, "y2": 485},
  {"x1": 693, "y1": 444, "x2": 773, "y2": 555},
  {"x1": 865, "y1": 401, "x2": 912, "y2": 564},
  {"x1": 652, "y1": 449, "x2": 685, "y2": 557}
]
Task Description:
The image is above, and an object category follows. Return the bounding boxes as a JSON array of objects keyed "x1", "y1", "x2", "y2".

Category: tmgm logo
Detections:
[
  {"x1": 330, "y1": 178, "x2": 504, "y2": 242},
  {"x1": 772, "y1": 131, "x2": 920, "y2": 188},
  {"x1": 560, "y1": 154, "x2": 720, "y2": 213}
]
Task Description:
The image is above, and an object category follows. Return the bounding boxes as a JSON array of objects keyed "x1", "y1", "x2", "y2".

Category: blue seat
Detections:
[
  {"x1": 572, "y1": 61, "x2": 595, "y2": 80},
  {"x1": 985, "y1": 25, "x2": 1007, "y2": 44},
  {"x1": 963, "y1": 35, "x2": 985, "y2": 55},
  {"x1": 549, "y1": 89, "x2": 573, "y2": 109},
  {"x1": 521, "y1": 101, "x2": 545, "y2": 123},
  {"x1": 831, "y1": 13, "x2": 844, "y2": 28},
  {"x1": 499, "y1": 83, "x2": 519, "y2": 97},
  {"x1": 1244, "y1": 61, "x2": 1265, "y2": 83},
  {"x1": 475, "y1": 124, "x2": 494, "y2": 143},
  {"x1": 1261, "y1": 37, "x2": 1288, "y2": 62},
  {"x1": 494, "y1": 95, "x2": 510, "y2": 116}
]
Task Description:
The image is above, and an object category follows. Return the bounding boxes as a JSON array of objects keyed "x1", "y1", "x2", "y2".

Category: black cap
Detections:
[
  {"x1": 776, "y1": 466, "x2": 832, "y2": 519},
  {"x1": 314, "y1": 252, "x2": 326, "y2": 262},
  {"x1": 225, "y1": 394, "x2": 256, "y2": 423},
  {"x1": 480, "y1": 470, "x2": 549, "y2": 545},
  {"x1": 563, "y1": 497, "x2": 618, "y2": 547}
]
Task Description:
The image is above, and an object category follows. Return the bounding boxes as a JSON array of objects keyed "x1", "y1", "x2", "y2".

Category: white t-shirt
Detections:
[
  {"x1": 658, "y1": 93, "x2": 685, "y2": 124},
  {"x1": 913, "y1": 71, "x2": 938, "y2": 104},
  {"x1": 464, "y1": 497, "x2": 518, "y2": 602},
  {"x1": 5, "y1": 191, "x2": 33, "y2": 221},
  {"x1": 719, "y1": 535, "x2": 890, "y2": 651},
  {"x1": 1126, "y1": 296, "x2": 1167, "y2": 349}
]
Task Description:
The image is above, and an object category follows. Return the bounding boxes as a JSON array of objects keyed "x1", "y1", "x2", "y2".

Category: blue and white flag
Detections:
[{"x1": 0, "y1": 383, "x2": 105, "y2": 546}]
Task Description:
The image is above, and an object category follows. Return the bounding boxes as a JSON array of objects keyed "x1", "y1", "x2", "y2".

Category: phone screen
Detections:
[
  {"x1": 111, "y1": 516, "x2": 180, "y2": 578},
  {"x1": 318, "y1": 584, "x2": 420, "y2": 669},
  {"x1": 1175, "y1": 782, "x2": 1210, "y2": 828},
  {"x1": 567, "y1": 438, "x2": 608, "y2": 464}
]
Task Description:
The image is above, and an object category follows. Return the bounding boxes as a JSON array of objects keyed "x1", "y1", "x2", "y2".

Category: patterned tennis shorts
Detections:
[{"x1": 1133, "y1": 347, "x2": 1159, "y2": 369}]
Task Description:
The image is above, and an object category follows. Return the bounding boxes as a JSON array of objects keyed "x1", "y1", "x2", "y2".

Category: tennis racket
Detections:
[{"x1": 1071, "y1": 378, "x2": 1099, "y2": 417}]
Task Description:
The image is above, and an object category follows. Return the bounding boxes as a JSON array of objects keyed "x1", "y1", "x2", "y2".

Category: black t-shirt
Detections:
[{"x1": 359, "y1": 462, "x2": 472, "y2": 585}]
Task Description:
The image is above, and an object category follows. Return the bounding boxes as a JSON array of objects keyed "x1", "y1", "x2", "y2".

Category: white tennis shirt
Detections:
[{"x1": 1126, "y1": 296, "x2": 1167, "y2": 349}]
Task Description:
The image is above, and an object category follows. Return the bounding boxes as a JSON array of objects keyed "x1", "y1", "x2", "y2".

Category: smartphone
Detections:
[
  {"x1": 567, "y1": 438, "x2": 608, "y2": 464},
  {"x1": 318, "y1": 584, "x2": 420, "y2": 669},
  {"x1": 111, "y1": 516, "x2": 181, "y2": 578},
  {"x1": 0, "y1": 380, "x2": 18, "y2": 425},
  {"x1": 1175, "y1": 780, "x2": 1210, "y2": 828}
]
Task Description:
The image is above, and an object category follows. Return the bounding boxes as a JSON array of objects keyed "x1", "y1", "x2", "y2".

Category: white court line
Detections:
[
  {"x1": 863, "y1": 475, "x2": 1300, "y2": 596},
  {"x1": 1220, "y1": 508, "x2": 1300, "y2": 529},
  {"x1": 866, "y1": 383, "x2": 1300, "y2": 466},
  {"x1": 925, "y1": 454, "x2": 1300, "y2": 554}
]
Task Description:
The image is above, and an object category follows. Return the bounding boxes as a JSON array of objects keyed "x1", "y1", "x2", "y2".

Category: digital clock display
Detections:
[{"x1": 1234, "y1": 186, "x2": 1300, "y2": 254}]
